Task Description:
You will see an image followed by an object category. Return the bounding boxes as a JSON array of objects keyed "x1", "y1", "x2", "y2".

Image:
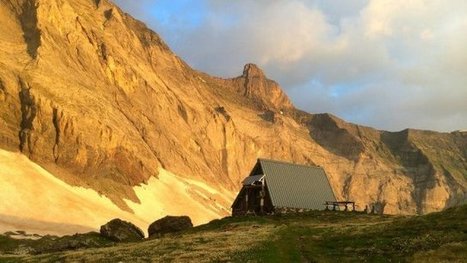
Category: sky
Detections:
[{"x1": 113, "y1": 0, "x2": 467, "y2": 132}]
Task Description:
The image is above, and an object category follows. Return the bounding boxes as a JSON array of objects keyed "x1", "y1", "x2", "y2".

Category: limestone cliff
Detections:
[{"x1": 0, "y1": 0, "x2": 465, "y2": 226}]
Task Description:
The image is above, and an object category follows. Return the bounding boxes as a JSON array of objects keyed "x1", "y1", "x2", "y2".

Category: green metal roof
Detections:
[{"x1": 258, "y1": 159, "x2": 337, "y2": 210}]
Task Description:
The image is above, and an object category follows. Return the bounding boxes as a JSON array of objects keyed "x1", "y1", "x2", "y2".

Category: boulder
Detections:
[
  {"x1": 100, "y1": 219, "x2": 144, "y2": 242},
  {"x1": 148, "y1": 216, "x2": 193, "y2": 238}
]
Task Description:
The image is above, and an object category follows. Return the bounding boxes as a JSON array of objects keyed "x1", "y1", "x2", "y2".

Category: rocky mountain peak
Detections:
[
  {"x1": 224, "y1": 63, "x2": 294, "y2": 110},
  {"x1": 242, "y1": 63, "x2": 265, "y2": 78}
]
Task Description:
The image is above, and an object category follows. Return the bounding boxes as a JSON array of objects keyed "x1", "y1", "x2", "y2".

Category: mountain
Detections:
[{"x1": 0, "y1": 0, "x2": 465, "y2": 234}]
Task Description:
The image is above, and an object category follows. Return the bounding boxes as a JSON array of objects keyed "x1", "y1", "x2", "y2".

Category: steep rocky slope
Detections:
[{"x1": 0, "y1": 0, "x2": 465, "y2": 231}]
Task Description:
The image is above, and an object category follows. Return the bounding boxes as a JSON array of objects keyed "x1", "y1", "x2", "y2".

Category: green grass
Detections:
[
  {"x1": 234, "y1": 205, "x2": 467, "y2": 262},
  {"x1": 1, "y1": 206, "x2": 465, "y2": 262}
]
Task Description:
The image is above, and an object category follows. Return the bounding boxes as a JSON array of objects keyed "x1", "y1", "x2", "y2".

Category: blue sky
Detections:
[{"x1": 114, "y1": 0, "x2": 467, "y2": 132}]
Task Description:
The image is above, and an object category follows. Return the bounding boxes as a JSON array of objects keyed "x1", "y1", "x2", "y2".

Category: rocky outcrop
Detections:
[
  {"x1": 0, "y1": 0, "x2": 464, "y2": 224},
  {"x1": 148, "y1": 216, "x2": 193, "y2": 238},
  {"x1": 223, "y1": 63, "x2": 294, "y2": 111},
  {"x1": 100, "y1": 219, "x2": 144, "y2": 242}
]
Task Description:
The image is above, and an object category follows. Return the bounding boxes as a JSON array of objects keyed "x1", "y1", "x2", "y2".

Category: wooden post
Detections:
[
  {"x1": 260, "y1": 182, "x2": 265, "y2": 214},
  {"x1": 245, "y1": 191, "x2": 249, "y2": 212},
  {"x1": 352, "y1": 203, "x2": 355, "y2": 211}
]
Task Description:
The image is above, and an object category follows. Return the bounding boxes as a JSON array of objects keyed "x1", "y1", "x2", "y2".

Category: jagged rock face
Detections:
[
  {"x1": 224, "y1": 63, "x2": 294, "y2": 110},
  {"x1": 0, "y1": 0, "x2": 465, "y2": 220}
]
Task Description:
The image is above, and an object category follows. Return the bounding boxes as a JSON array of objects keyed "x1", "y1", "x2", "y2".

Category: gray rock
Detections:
[
  {"x1": 148, "y1": 216, "x2": 193, "y2": 238},
  {"x1": 100, "y1": 219, "x2": 144, "y2": 242}
]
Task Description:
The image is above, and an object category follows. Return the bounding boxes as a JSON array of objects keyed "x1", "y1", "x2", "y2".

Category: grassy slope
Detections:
[
  {"x1": 237, "y1": 206, "x2": 467, "y2": 263},
  {"x1": 1, "y1": 205, "x2": 465, "y2": 262}
]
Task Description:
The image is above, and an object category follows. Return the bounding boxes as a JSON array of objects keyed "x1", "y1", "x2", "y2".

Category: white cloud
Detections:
[{"x1": 114, "y1": 0, "x2": 467, "y2": 132}]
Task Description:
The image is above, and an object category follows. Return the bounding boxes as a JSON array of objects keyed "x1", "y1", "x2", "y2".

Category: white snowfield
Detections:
[{"x1": 0, "y1": 149, "x2": 233, "y2": 236}]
